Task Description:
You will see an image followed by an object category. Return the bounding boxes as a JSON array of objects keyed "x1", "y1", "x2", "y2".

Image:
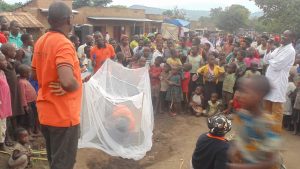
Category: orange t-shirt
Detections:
[
  {"x1": 32, "y1": 31, "x2": 82, "y2": 127},
  {"x1": 90, "y1": 44, "x2": 115, "y2": 73}
]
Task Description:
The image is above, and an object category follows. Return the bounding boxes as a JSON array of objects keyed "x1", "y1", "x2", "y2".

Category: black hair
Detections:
[
  {"x1": 14, "y1": 127, "x2": 27, "y2": 140},
  {"x1": 1, "y1": 22, "x2": 9, "y2": 31},
  {"x1": 17, "y1": 64, "x2": 30, "y2": 77},
  {"x1": 238, "y1": 75, "x2": 271, "y2": 97},
  {"x1": 0, "y1": 43, "x2": 14, "y2": 56},
  {"x1": 192, "y1": 37, "x2": 201, "y2": 45},
  {"x1": 21, "y1": 33, "x2": 31, "y2": 43},
  {"x1": 69, "y1": 35, "x2": 79, "y2": 43},
  {"x1": 48, "y1": 2, "x2": 72, "y2": 28},
  {"x1": 116, "y1": 52, "x2": 124, "y2": 60},
  {"x1": 155, "y1": 56, "x2": 163, "y2": 63},
  {"x1": 9, "y1": 20, "x2": 18, "y2": 28},
  {"x1": 205, "y1": 42, "x2": 211, "y2": 48},
  {"x1": 261, "y1": 35, "x2": 269, "y2": 41}
]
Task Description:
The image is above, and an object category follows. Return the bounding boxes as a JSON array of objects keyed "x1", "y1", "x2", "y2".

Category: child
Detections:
[
  {"x1": 131, "y1": 57, "x2": 146, "y2": 69},
  {"x1": 182, "y1": 63, "x2": 192, "y2": 111},
  {"x1": 17, "y1": 64, "x2": 37, "y2": 135},
  {"x1": 149, "y1": 57, "x2": 163, "y2": 113},
  {"x1": 229, "y1": 76, "x2": 281, "y2": 169},
  {"x1": 191, "y1": 113, "x2": 231, "y2": 169},
  {"x1": 8, "y1": 128, "x2": 32, "y2": 169},
  {"x1": 166, "y1": 48, "x2": 182, "y2": 69},
  {"x1": 189, "y1": 86, "x2": 204, "y2": 117},
  {"x1": 243, "y1": 47, "x2": 260, "y2": 68},
  {"x1": 204, "y1": 93, "x2": 221, "y2": 117},
  {"x1": 0, "y1": 52, "x2": 12, "y2": 150},
  {"x1": 1, "y1": 43, "x2": 24, "y2": 143},
  {"x1": 293, "y1": 80, "x2": 300, "y2": 135},
  {"x1": 222, "y1": 63, "x2": 237, "y2": 110},
  {"x1": 283, "y1": 75, "x2": 296, "y2": 130},
  {"x1": 196, "y1": 53, "x2": 225, "y2": 108},
  {"x1": 235, "y1": 50, "x2": 247, "y2": 78},
  {"x1": 166, "y1": 66, "x2": 183, "y2": 116},
  {"x1": 116, "y1": 52, "x2": 125, "y2": 66},
  {"x1": 159, "y1": 64, "x2": 171, "y2": 113},
  {"x1": 244, "y1": 61, "x2": 261, "y2": 78}
]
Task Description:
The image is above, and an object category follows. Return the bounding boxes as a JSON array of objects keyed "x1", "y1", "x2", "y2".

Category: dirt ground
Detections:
[{"x1": 1, "y1": 113, "x2": 299, "y2": 169}]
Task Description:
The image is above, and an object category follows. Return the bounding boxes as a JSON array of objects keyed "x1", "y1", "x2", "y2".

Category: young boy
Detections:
[
  {"x1": 204, "y1": 93, "x2": 221, "y2": 117},
  {"x1": 191, "y1": 113, "x2": 231, "y2": 169},
  {"x1": 159, "y1": 64, "x2": 171, "y2": 113},
  {"x1": 8, "y1": 128, "x2": 32, "y2": 169},
  {"x1": 18, "y1": 64, "x2": 37, "y2": 135},
  {"x1": 189, "y1": 86, "x2": 204, "y2": 117},
  {"x1": 149, "y1": 57, "x2": 163, "y2": 113},
  {"x1": 229, "y1": 75, "x2": 281, "y2": 169},
  {"x1": 182, "y1": 63, "x2": 192, "y2": 111},
  {"x1": 244, "y1": 61, "x2": 261, "y2": 78},
  {"x1": 222, "y1": 63, "x2": 237, "y2": 110}
]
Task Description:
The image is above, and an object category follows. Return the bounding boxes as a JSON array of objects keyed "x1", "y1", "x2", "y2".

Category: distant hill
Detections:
[{"x1": 129, "y1": 5, "x2": 263, "y2": 20}]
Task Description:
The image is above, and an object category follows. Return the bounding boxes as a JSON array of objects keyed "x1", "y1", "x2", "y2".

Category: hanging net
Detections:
[{"x1": 78, "y1": 59, "x2": 154, "y2": 160}]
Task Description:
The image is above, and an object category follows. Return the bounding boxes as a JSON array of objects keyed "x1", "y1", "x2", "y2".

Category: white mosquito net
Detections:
[{"x1": 78, "y1": 59, "x2": 154, "y2": 160}]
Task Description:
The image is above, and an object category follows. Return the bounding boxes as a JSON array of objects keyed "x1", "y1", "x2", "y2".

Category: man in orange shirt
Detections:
[
  {"x1": 31, "y1": 2, "x2": 82, "y2": 169},
  {"x1": 90, "y1": 32, "x2": 115, "y2": 73}
]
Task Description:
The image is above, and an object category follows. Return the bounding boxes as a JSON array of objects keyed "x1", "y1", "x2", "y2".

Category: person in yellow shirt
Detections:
[
  {"x1": 130, "y1": 35, "x2": 139, "y2": 50},
  {"x1": 196, "y1": 52, "x2": 225, "y2": 108},
  {"x1": 166, "y1": 48, "x2": 182, "y2": 68}
]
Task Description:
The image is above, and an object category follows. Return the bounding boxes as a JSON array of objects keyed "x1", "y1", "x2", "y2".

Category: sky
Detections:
[{"x1": 5, "y1": 0, "x2": 261, "y2": 12}]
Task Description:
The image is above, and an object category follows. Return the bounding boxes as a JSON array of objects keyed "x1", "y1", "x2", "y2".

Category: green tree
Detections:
[
  {"x1": 212, "y1": 5, "x2": 250, "y2": 33},
  {"x1": 162, "y1": 6, "x2": 186, "y2": 19},
  {"x1": 254, "y1": 0, "x2": 300, "y2": 33},
  {"x1": 73, "y1": 0, "x2": 112, "y2": 9},
  {"x1": 0, "y1": 0, "x2": 22, "y2": 12}
]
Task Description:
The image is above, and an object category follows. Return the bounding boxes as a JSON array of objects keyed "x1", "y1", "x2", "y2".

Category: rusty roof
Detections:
[{"x1": 0, "y1": 12, "x2": 44, "y2": 28}]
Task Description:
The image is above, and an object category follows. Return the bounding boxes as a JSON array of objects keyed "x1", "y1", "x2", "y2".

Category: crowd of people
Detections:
[{"x1": 0, "y1": 1, "x2": 299, "y2": 169}]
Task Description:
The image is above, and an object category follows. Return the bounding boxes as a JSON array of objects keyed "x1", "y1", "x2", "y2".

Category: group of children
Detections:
[{"x1": 0, "y1": 41, "x2": 37, "y2": 168}]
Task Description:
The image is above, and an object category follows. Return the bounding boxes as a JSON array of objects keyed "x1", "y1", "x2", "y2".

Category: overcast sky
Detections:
[{"x1": 5, "y1": 0, "x2": 261, "y2": 12}]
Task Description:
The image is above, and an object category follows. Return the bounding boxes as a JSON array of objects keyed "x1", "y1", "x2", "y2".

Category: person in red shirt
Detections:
[
  {"x1": 182, "y1": 63, "x2": 192, "y2": 111},
  {"x1": 90, "y1": 32, "x2": 115, "y2": 73},
  {"x1": 0, "y1": 22, "x2": 8, "y2": 44},
  {"x1": 149, "y1": 57, "x2": 163, "y2": 113}
]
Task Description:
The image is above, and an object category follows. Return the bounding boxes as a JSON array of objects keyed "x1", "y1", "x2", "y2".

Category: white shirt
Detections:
[
  {"x1": 264, "y1": 43, "x2": 296, "y2": 103},
  {"x1": 151, "y1": 49, "x2": 164, "y2": 65},
  {"x1": 77, "y1": 44, "x2": 87, "y2": 59},
  {"x1": 257, "y1": 45, "x2": 267, "y2": 56}
]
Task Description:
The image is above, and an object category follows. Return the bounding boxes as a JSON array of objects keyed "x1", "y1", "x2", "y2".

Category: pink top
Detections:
[
  {"x1": 149, "y1": 65, "x2": 163, "y2": 86},
  {"x1": 0, "y1": 71, "x2": 12, "y2": 119},
  {"x1": 18, "y1": 78, "x2": 37, "y2": 107},
  {"x1": 182, "y1": 71, "x2": 191, "y2": 93},
  {"x1": 243, "y1": 57, "x2": 260, "y2": 68}
]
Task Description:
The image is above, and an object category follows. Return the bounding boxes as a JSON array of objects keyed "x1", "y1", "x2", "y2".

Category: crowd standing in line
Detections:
[{"x1": 0, "y1": 2, "x2": 299, "y2": 169}]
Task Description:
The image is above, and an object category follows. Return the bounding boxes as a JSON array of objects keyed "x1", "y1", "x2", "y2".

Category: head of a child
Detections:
[
  {"x1": 246, "y1": 47, "x2": 256, "y2": 59},
  {"x1": 143, "y1": 47, "x2": 151, "y2": 58},
  {"x1": 167, "y1": 39, "x2": 174, "y2": 49},
  {"x1": 0, "y1": 52, "x2": 7, "y2": 70},
  {"x1": 195, "y1": 86, "x2": 203, "y2": 95},
  {"x1": 237, "y1": 50, "x2": 246, "y2": 62},
  {"x1": 21, "y1": 33, "x2": 34, "y2": 47},
  {"x1": 138, "y1": 39, "x2": 144, "y2": 48},
  {"x1": 15, "y1": 128, "x2": 29, "y2": 145},
  {"x1": 116, "y1": 52, "x2": 125, "y2": 63},
  {"x1": 1, "y1": 43, "x2": 16, "y2": 59},
  {"x1": 207, "y1": 54, "x2": 216, "y2": 66},
  {"x1": 115, "y1": 116, "x2": 131, "y2": 133},
  {"x1": 250, "y1": 61, "x2": 258, "y2": 72},
  {"x1": 211, "y1": 93, "x2": 218, "y2": 104},
  {"x1": 207, "y1": 113, "x2": 232, "y2": 137},
  {"x1": 237, "y1": 75, "x2": 271, "y2": 112},
  {"x1": 171, "y1": 66, "x2": 180, "y2": 75},
  {"x1": 191, "y1": 45, "x2": 199, "y2": 56},
  {"x1": 183, "y1": 63, "x2": 192, "y2": 72},
  {"x1": 18, "y1": 64, "x2": 31, "y2": 79},
  {"x1": 226, "y1": 63, "x2": 237, "y2": 74},
  {"x1": 170, "y1": 48, "x2": 178, "y2": 59},
  {"x1": 154, "y1": 56, "x2": 163, "y2": 67},
  {"x1": 204, "y1": 43, "x2": 211, "y2": 51},
  {"x1": 163, "y1": 63, "x2": 171, "y2": 73},
  {"x1": 138, "y1": 57, "x2": 146, "y2": 67}
]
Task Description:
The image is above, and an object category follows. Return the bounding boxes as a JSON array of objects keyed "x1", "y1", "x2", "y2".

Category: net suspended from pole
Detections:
[{"x1": 78, "y1": 59, "x2": 154, "y2": 160}]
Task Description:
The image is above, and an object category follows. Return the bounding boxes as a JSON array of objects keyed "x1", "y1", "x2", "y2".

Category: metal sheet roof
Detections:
[
  {"x1": 87, "y1": 16, "x2": 160, "y2": 22},
  {"x1": 0, "y1": 12, "x2": 44, "y2": 28},
  {"x1": 39, "y1": 8, "x2": 79, "y2": 14}
]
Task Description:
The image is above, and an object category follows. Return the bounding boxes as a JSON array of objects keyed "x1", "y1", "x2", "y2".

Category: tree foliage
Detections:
[
  {"x1": 210, "y1": 5, "x2": 250, "y2": 33},
  {"x1": 254, "y1": 0, "x2": 300, "y2": 33},
  {"x1": 0, "y1": 0, "x2": 22, "y2": 12},
  {"x1": 162, "y1": 6, "x2": 186, "y2": 19},
  {"x1": 73, "y1": 0, "x2": 112, "y2": 9}
]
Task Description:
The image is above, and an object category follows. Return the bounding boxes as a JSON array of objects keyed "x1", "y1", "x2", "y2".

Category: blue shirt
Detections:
[{"x1": 9, "y1": 33, "x2": 23, "y2": 49}]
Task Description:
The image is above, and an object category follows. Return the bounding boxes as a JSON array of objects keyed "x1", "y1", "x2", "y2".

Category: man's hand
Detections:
[{"x1": 49, "y1": 82, "x2": 67, "y2": 96}]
